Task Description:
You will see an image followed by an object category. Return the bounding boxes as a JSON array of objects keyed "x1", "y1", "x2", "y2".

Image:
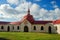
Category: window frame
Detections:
[
  {"x1": 1, "y1": 26, "x2": 4, "y2": 29},
  {"x1": 41, "y1": 26, "x2": 44, "y2": 30},
  {"x1": 17, "y1": 26, "x2": 19, "y2": 30},
  {"x1": 34, "y1": 26, "x2": 36, "y2": 30},
  {"x1": 12, "y1": 26, "x2": 14, "y2": 30}
]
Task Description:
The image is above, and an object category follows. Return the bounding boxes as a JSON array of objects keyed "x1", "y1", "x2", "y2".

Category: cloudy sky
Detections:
[{"x1": 0, "y1": 0, "x2": 60, "y2": 22}]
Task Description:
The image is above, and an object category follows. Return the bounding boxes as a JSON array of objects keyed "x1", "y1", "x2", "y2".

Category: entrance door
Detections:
[
  {"x1": 48, "y1": 26, "x2": 51, "y2": 33},
  {"x1": 24, "y1": 26, "x2": 28, "y2": 32},
  {"x1": 7, "y1": 26, "x2": 10, "y2": 32}
]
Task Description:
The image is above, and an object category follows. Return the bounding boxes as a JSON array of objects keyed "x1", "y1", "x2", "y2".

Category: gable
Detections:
[{"x1": 21, "y1": 19, "x2": 31, "y2": 25}]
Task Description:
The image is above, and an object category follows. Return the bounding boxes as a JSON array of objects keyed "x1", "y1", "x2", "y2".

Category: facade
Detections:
[{"x1": 0, "y1": 9, "x2": 60, "y2": 34}]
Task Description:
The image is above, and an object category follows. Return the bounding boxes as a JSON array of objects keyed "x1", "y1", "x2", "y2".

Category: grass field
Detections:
[{"x1": 0, "y1": 32, "x2": 60, "y2": 40}]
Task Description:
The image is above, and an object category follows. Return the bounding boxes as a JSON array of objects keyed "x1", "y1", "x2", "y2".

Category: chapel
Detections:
[{"x1": 0, "y1": 9, "x2": 60, "y2": 34}]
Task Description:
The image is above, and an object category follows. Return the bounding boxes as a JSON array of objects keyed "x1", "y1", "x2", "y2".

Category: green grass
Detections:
[{"x1": 0, "y1": 32, "x2": 60, "y2": 40}]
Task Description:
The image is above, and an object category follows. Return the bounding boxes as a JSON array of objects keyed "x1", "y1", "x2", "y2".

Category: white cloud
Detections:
[
  {"x1": 7, "y1": 0, "x2": 19, "y2": 5},
  {"x1": 51, "y1": 1, "x2": 56, "y2": 5},
  {"x1": 7, "y1": 0, "x2": 26, "y2": 5},
  {"x1": 0, "y1": 4, "x2": 12, "y2": 9},
  {"x1": 53, "y1": 5, "x2": 58, "y2": 8},
  {"x1": 30, "y1": 3, "x2": 40, "y2": 15},
  {"x1": 0, "y1": 0, "x2": 60, "y2": 22},
  {"x1": 15, "y1": 2, "x2": 32, "y2": 12},
  {"x1": 51, "y1": 1, "x2": 58, "y2": 9},
  {"x1": 0, "y1": 4, "x2": 23, "y2": 21},
  {"x1": 39, "y1": 8, "x2": 60, "y2": 20}
]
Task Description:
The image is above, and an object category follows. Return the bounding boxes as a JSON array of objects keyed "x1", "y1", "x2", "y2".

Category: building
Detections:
[{"x1": 0, "y1": 9, "x2": 60, "y2": 34}]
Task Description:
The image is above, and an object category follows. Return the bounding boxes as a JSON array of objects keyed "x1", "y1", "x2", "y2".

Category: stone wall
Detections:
[{"x1": 0, "y1": 20, "x2": 58, "y2": 34}]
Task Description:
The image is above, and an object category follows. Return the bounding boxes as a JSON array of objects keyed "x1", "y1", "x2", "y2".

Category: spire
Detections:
[
  {"x1": 28, "y1": 8, "x2": 30, "y2": 15},
  {"x1": 27, "y1": 2, "x2": 30, "y2": 15}
]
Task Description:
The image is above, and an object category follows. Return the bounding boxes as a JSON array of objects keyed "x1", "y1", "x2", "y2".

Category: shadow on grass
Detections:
[{"x1": 0, "y1": 38, "x2": 10, "y2": 40}]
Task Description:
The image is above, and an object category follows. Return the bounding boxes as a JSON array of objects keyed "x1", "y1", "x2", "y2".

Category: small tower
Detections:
[{"x1": 27, "y1": 8, "x2": 30, "y2": 15}]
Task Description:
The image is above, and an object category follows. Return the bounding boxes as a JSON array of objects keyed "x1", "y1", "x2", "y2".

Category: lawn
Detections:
[{"x1": 0, "y1": 32, "x2": 60, "y2": 40}]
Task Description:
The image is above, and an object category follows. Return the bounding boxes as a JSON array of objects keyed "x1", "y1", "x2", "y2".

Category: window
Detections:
[
  {"x1": 41, "y1": 26, "x2": 44, "y2": 30},
  {"x1": 1, "y1": 26, "x2": 4, "y2": 29},
  {"x1": 12, "y1": 26, "x2": 14, "y2": 30},
  {"x1": 55, "y1": 26, "x2": 57, "y2": 30},
  {"x1": 17, "y1": 26, "x2": 19, "y2": 30},
  {"x1": 34, "y1": 26, "x2": 36, "y2": 30}
]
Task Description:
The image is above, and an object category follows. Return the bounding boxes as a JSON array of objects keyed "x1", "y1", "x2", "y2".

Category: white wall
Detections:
[
  {"x1": 54, "y1": 24, "x2": 60, "y2": 34},
  {"x1": 45, "y1": 23, "x2": 56, "y2": 33},
  {"x1": 0, "y1": 24, "x2": 21, "y2": 32},
  {"x1": 20, "y1": 20, "x2": 32, "y2": 32},
  {"x1": 32, "y1": 24, "x2": 46, "y2": 32},
  {"x1": 0, "y1": 20, "x2": 58, "y2": 34}
]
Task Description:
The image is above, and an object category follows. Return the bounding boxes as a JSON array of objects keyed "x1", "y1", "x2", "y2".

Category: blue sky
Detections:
[
  {"x1": 0, "y1": 0, "x2": 60, "y2": 22},
  {"x1": 0, "y1": 0, "x2": 60, "y2": 10}
]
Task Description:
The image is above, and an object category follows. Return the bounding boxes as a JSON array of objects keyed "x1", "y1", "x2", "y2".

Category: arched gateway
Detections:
[
  {"x1": 48, "y1": 26, "x2": 51, "y2": 33},
  {"x1": 24, "y1": 26, "x2": 28, "y2": 32},
  {"x1": 7, "y1": 26, "x2": 10, "y2": 32}
]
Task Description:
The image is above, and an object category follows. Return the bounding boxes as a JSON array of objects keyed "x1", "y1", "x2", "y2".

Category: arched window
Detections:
[
  {"x1": 48, "y1": 26, "x2": 51, "y2": 33},
  {"x1": 41, "y1": 26, "x2": 44, "y2": 30},
  {"x1": 34, "y1": 26, "x2": 36, "y2": 30},
  {"x1": 7, "y1": 26, "x2": 10, "y2": 31},
  {"x1": 55, "y1": 26, "x2": 57, "y2": 30},
  {"x1": 17, "y1": 26, "x2": 19, "y2": 30},
  {"x1": 12, "y1": 26, "x2": 14, "y2": 30},
  {"x1": 1, "y1": 26, "x2": 4, "y2": 29}
]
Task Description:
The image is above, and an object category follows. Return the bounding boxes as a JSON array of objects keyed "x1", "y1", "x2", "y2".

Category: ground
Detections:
[{"x1": 0, "y1": 32, "x2": 60, "y2": 40}]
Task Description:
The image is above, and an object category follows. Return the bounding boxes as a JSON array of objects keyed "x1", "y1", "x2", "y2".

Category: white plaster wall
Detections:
[
  {"x1": 20, "y1": 20, "x2": 32, "y2": 32},
  {"x1": 0, "y1": 25, "x2": 9, "y2": 31},
  {"x1": 13, "y1": 25, "x2": 21, "y2": 32},
  {"x1": 45, "y1": 23, "x2": 56, "y2": 33},
  {"x1": 0, "y1": 25, "x2": 6, "y2": 31},
  {"x1": 54, "y1": 24, "x2": 60, "y2": 34},
  {"x1": 8, "y1": 24, "x2": 21, "y2": 32},
  {"x1": 0, "y1": 24, "x2": 21, "y2": 32},
  {"x1": 32, "y1": 24, "x2": 46, "y2": 32},
  {"x1": 0, "y1": 20, "x2": 32, "y2": 32},
  {"x1": 0, "y1": 20, "x2": 58, "y2": 34}
]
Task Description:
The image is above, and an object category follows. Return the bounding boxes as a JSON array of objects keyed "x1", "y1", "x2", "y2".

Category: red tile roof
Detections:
[
  {"x1": 23, "y1": 13, "x2": 34, "y2": 23},
  {"x1": 0, "y1": 13, "x2": 53, "y2": 25},
  {"x1": 53, "y1": 20, "x2": 60, "y2": 24},
  {"x1": 0, "y1": 21, "x2": 10, "y2": 25},
  {"x1": 20, "y1": 13, "x2": 52, "y2": 24},
  {"x1": 0, "y1": 9, "x2": 59, "y2": 25},
  {"x1": 33, "y1": 21, "x2": 52, "y2": 24},
  {"x1": 10, "y1": 22, "x2": 21, "y2": 25}
]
